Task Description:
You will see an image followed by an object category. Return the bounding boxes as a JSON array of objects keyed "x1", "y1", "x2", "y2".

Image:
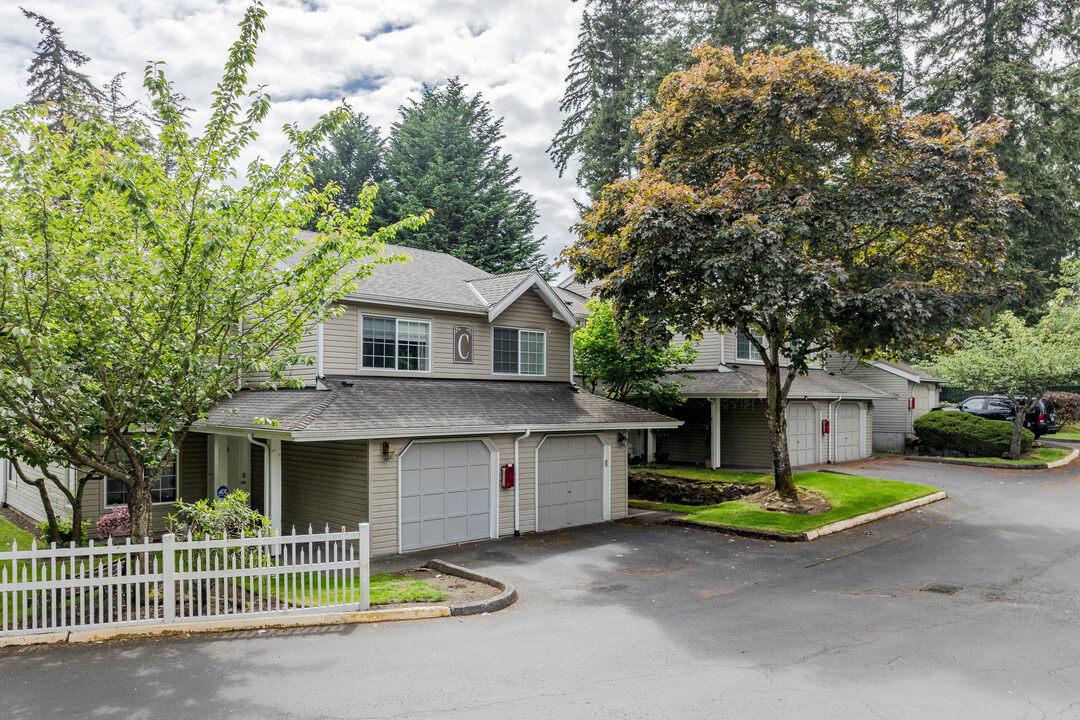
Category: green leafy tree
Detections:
[
  {"x1": 928, "y1": 312, "x2": 1080, "y2": 458},
  {"x1": 22, "y1": 8, "x2": 104, "y2": 130},
  {"x1": 574, "y1": 299, "x2": 697, "y2": 410},
  {"x1": 385, "y1": 78, "x2": 551, "y2": 276},
  {"x1": 565, "y1": 45, "x2": 1017, "y2": 499},
  {"x1": 914, "y1": 0, "x2": 1080, "y2": 316},
  {"x1": 0, "y1": 4, "x2": 428, "y2": 541},
  {"x1": 304, "y1": 113, "x2": 393, "y2": 231}
]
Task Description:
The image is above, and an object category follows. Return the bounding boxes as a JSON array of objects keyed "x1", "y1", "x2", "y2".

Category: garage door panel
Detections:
[
  {"x1": 787, "y1": 402, "x2": 817, "y2": 467},
  {"x1": 537, "y1": 435, "x2": 605, "y2": 532},
  {"x1": 400, "y1": 439, "x2": 492, "y2": 551},
  {"x1": 835, "y1": 403, "x2": 862, "y2": 462}
]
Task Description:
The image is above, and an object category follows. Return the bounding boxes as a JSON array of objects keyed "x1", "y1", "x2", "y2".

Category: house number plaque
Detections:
[{"x1": 453, "y1": 325, "x2": 473, "y2": 363}]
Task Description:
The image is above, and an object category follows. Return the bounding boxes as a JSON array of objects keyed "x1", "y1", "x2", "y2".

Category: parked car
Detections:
[{"x1": 940, "y1": 395, "x2": 1060, "y2": 438}]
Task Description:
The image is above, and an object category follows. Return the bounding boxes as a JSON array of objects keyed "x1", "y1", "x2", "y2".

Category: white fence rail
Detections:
[{"x1": 0, "y1": 524, "x2": 370, "y2": 637}]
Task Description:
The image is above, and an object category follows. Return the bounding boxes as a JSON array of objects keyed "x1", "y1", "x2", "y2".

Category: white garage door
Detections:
[
  {"x1": 537, "y1": 435, "x2": 605, "y2": 531},
  {"x1": 835, "y1": 403, "x2": 863, "y2": 462},
  {"x1": 787, "y1": 402, "x2": 818, "y2": 467},
  {"x1": 400, "y1": 440, "x2": 493, "y2": 551}
]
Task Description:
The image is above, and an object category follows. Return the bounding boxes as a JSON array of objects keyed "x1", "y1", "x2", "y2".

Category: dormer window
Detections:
[
  {"x1": 736, "y1": 329, "x2": 765, "y2": 362},
  {"x1": 362, "y1": 315, "x2": 431, "y2": 372},
  {"x1": 493, "y1": 328, "x2": 545, "y2": 376}
]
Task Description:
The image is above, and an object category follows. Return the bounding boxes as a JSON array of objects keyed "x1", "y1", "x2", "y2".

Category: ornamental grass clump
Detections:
[{"x1": 914, "y1": 411, "x2": 1033, "y2": 458}]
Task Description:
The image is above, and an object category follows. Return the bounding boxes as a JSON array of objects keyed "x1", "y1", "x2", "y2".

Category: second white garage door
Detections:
[
  {"x1": 400, "y1": 440, "x2": 493, "y2": 552},
  {"x1": 834, "y1": 403, "x2": 863, "y2": 462},
  {"x1": 787, "y1": 402, "x2": 819, "y2": 467},
  {"x1": 537, "y1": 435, "x2": 606, "y2": 531}
]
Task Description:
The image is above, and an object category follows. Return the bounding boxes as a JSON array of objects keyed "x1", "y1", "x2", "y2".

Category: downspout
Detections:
[
  {"x1": 317, "y1": 322, "x2": 325, "y2": 379},
  {"x1": 513, "y1": 428, "x2": 532, "y2": 536},
  {"x1": 569, "y1": 325, "x2": 578, "y2": 387},
  {"x1": 247, "y1": 435, "x2": 271, "y2": 518},
  {"x1": 827, "y1": 395, "x2": 843, "y2": 463}
]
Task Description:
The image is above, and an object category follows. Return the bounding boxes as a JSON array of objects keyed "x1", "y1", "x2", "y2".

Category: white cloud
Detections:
[{"x1": 0, "y1": 0, "x2": 589, "y2": 272}]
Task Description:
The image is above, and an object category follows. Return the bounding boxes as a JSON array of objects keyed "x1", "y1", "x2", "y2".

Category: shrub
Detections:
[
  {"x1": 36, "y1": 517, "x2": 91, "y2": 546},
  {"x1": 96, "y1": 507, "x2": 131, "y2": 540},
  {"x1": 914, "y1": 411, "x2": 1034, "y2": 457},
  {"x1": 1045, "y1": 392, "x2": 1080, "y2": 426},
  {"x1": 168, "y1": 490, "x2": 271, "y2": 539}
]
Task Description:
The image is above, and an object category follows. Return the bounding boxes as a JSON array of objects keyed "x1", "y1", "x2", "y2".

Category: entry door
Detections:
[
  {"x1": 537, "y1": 435, "x2": 606, "y2": 532},
  {"x1": 399, "y1": 440, "x2": 493, "y2": 552},
  {"x1": 834, "y1": 403, "x2": 863, "y2": 462},
  {"x1": 208, "y1": 436, "x2": 250, "y2": 502},
  {"x1": 787, "y1": 402, "x2": 818, "y2": 467}
]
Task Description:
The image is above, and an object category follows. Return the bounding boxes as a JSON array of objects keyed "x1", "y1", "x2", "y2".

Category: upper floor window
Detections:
[
  {"x1": 362, "y1": 315, "x2": 431, "y2": 372},
  {"x1": 493, "y1": 328, "x2": 546, "y2": 376},
  {"x1": 736, "y1": 329, "x2": 765, "y2": 362},
  {"x1": 106, "y1": 455, "x2": 178, "y2": 507}
]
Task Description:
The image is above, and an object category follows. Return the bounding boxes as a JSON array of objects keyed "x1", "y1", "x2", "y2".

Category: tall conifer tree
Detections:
[
  {"x1": 22, "y1": 9, "x2": 103, "y2": 130},
  {"x1": 305, "y1": 113, "x2": 392, "y2": 232}
]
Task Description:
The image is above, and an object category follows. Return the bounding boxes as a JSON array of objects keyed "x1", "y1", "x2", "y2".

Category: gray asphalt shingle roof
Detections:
[
  {"x1": 875, "y1": 359, "x2": 945, "y2": 383},
  {"x1": 197, "y1": 376, "x2": 678, "y2": 439},
  {"x1": 669, "y1": 366, "x2": 893, "y2": 400},
  {"x1": 467, "y1": 270, "x2": 533, "y2": 306}
]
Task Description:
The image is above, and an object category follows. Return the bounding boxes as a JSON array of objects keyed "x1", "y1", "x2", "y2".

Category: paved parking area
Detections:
[{"x1": 4, "y1": 458, "x2": 1080, "y2": 719}]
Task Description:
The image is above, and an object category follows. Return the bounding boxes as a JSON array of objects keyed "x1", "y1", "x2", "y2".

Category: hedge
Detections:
[
  {"x1": 914, "y1": 411, "x2": 1034, "y2": 457},
  {"x1": 1045, "y1": 392, "x2": 1080, "y2": 426}
]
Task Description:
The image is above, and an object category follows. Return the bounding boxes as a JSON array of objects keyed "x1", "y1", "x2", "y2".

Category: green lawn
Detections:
[
  {"x1": 256, "y1": 570, "x2": 445, "y2": 608},
  {"x1": 631, "y1": 467, "x2": 771, "y2": 485},
  {"x1": 680, "y1": 471, "x2": 938, "y2": 535},
  {"x1": 0, "y1": 516, "x2": 36, "y2": 553},
  {"x1": 957, "y1": 447, "x2": 1071, "y2": 465},
  {"x1": 1046, "y1": 423, "x2": 1080, "y2": 440}
]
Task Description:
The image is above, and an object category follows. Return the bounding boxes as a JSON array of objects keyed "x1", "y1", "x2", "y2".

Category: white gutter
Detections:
[
  {"x1": 513, "y1": 428, "x2": 532, "y2": 536},
  {"x1": 827, "y1": 395, "x2": 843, "y2": 463}
]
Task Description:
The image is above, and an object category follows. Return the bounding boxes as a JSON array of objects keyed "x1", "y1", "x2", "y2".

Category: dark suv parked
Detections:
[{"x1": 949, "y1": 395, "x2": 1060, "y2": 438}]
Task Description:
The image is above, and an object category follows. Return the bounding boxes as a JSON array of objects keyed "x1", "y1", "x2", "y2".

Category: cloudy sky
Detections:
[{"x1": 0, "y1": 0, "x2": 588, "y2": 271}]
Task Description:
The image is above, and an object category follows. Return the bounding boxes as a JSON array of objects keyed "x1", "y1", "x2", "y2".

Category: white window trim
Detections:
[
  {"x1": 735, "y1": 329, "x2": 766, "y2": 364},
  {"x1": 360, "y1": 314, "x2": 433, "y2": 373},
  {"x1": 104, "y1": 455, "x2": 181, "y2": 509},
  {"x1": 492, "y1": 327, "x2": 547, "y2": 377},
  {"x1": 5, "y1": 458, "x2": 15, "y2": 486}
]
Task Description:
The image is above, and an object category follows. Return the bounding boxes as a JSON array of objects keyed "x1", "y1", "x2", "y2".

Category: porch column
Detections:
[
  {"x1": 646, "y1": 430, "x2": 657, "y2": 463},
  {"x1": 208, "y1": 435, "x2": 229, "y2": 500},
  {"x1": 265, "y1": 438, "x2": 283, "y2": 535},
  {"x1": 711, "y1": 398, "x2": 722, "y2": 469}
]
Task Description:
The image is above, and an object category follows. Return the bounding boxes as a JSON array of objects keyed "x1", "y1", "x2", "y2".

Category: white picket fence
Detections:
[{"x1": 0, "y1": 524, "x2": 370, "y2": 637}]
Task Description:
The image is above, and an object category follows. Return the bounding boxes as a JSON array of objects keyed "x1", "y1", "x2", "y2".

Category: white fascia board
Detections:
[
  {"x1": 341, "y1": 294, "x2": 488, "y2": 316},
  {"x1": 488, "y1": 273, "x2": 578, "y2": 328},
  {"x1": 190, "y1": 426, "x2": 295, "y2": 441},
  {"x1": 681, "y1": 391, "x2": 896, "y2": 401},
  {"x1": 868, "y1": 361, "x2": 923, "y2": 384},
  {"x1": 288, "y1": 421, "x2": 682, "y2": 443}
]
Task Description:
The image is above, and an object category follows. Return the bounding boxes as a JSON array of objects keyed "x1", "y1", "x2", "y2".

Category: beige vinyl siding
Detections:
[
  {"x1": 368, "y1": 437, "x2": 407, "y2": 556},
  {"x1": 491, "y1": 290, "x2": 572, "y2": 382},
  {"x1": 2, "y1": 460, "x2": 76, "y2": 526},
  {"x1": 280, "y1": 440, "x2": 368, "y2": 534},
  {"x1": 720, "y1": 400, "x2": 773, "y2": 467},
  {"x1": 866, "y1": 403, "x2": 874, "y2": 457},
  {"x1": 675, "y1": 332, "x2": 723, "y2": 370},
  {"x1": 608, "y1": 431, "x2": 628, "y2": 520},
  {"x1": 322, "y1": 305, "x2": 359, "y2": 376}
]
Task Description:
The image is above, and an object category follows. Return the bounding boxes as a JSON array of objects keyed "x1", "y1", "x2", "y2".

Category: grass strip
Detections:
[
  {"x1": 631, "y1": 467, "x2": 771, "y2": 485},
  {"x1": 955, "y1": 447, "x2": 1071, "y2": 465}
]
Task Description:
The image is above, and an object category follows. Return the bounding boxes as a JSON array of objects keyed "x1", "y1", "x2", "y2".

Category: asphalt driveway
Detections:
[{"x1": 4, "y1": 458, "x2": 1080, "y2": 719}]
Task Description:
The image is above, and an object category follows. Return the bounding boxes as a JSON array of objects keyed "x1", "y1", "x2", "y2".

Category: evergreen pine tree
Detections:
[
  {"x1": 100, "y1": 73, "x2": 141, "y2": 133},
  {"x1": 847, "y1": 0, "x2": 923, "y2": 99},
  {"x1": 22, "y1": 9, "x2": 104, "y2": 129},
  {"x1": 304, "y1": 113, "x2": 392, "y2": 231},
  {"x1": 385, "y1": 79, "x2": 552, "y2": 277}
]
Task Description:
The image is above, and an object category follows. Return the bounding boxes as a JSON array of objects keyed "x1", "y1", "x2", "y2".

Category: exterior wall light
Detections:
[{"x1": 382, "y1": 442, "x2": 395, "y2": 460}]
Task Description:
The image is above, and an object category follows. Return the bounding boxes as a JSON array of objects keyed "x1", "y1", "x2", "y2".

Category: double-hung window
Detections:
[
  {"x1": 362, "y1": 316, "x2": 431, "y2": 372},
  {"x1": 105, "y1": 455, "x2": 178, "y2": 507},
  {"x1": 493, "y1": 328, "x2": 546, "y2": 375},
  {"x1": 736, "y1": 329, "x2": 765, "y2": 362}
]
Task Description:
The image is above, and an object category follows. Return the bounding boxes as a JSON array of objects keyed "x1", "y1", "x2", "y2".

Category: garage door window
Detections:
[{"x1": 493, "y1": 328, "x2": 545, "y2": 375}]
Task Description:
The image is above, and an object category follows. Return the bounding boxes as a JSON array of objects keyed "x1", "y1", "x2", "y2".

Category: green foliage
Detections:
[
  {"x1": 566, "y1": 45, "x2": 1017, "y2": 492},
  {"x1": 574, "y1": 299, "x2": 697, "y2": 410},
  {"x1": 34, "y1": 517, "x2": 90, "y2": 547},
  {"x1": 0, "y1": 4, "x2": 428, "y2": 540},
  {"x1": 305, "y1": 113, "x2": 393, "y2": 232},
  {"x1": 168, "y1": 491, "x2": 271, "y2": 540},
  {"x1": 21, "y1": 9, "x2": 104, "y2": 131},
  {"x1": 384, "y1": 78, "x2": 552, "y2": 277},
  {"x1": 914, "y1": 411, "x2": 1034, "y2": 457},
  {"x1": 1045, "y1": 392, "x2": 1080, "y2": 426}
]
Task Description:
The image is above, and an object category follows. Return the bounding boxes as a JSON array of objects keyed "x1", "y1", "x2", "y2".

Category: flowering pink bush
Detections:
[{"x1": 96, "y1": 507, "x2": 131, "y2": 539}]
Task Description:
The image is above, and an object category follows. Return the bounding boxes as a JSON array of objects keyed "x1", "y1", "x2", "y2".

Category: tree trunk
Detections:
[
  {"x1": 127, "y1": 471, "x2": 154, "y2": 541},
  {"x1": 1009, "y1": 411, "x2": 1024, "y2": 460},
  {"x1": 29, "y1": 477, "x2": 61, "y2": 544},
  {"x1": 764, "y1": 362, "x2": 797, "y2": 500}
]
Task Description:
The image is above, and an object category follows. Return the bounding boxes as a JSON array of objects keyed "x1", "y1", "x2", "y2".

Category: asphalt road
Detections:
[{"x1": 4, "y1": 457, "x2": 1080, "y2": 719}]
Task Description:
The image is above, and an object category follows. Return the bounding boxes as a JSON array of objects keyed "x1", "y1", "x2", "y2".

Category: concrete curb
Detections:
[
  {"x1": 664, "y1": 491, "x2": 948, "y2": 542},
  {"x1": 904, "y1": 445, "x2": 1078, "y2": 470},
  {"x1": 0, "y1": 562, "x2": 517, "y2": 648},
  {"x1": 424, "y1": 559, "x2": 519, "y2": 616}
]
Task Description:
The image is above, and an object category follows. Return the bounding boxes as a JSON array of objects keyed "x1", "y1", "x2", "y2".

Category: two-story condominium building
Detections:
[{"x1": 1, "y1": 242, "x2": 678, "y2": 555}]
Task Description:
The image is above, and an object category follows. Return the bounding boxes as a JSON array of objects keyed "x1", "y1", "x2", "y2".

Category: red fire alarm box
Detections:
[
  {"x1": 501, "y1": 463, "x2": 515, "y2": 489},
  {"x1": 909, "y1": 397, "x2": 916, "y2": 410},
  {"x1": 821, "y1": 419, "x2": 830, "y2": 435}
]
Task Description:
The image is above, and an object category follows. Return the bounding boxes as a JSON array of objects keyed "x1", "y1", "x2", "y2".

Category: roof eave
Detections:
[
  {"x1": 195, "y1": 420, "x2": 682, "y2": 442},
  {"x1": 342, "y1": 294, "x2": 488, "y2": 316}
]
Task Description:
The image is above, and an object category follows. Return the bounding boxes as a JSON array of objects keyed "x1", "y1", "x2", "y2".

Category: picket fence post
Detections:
[
  {"x1": 162, "y1": 533, "x2": 176, "y2": 623},
  {"x1": 359, "y1": 524, "x2": 370, "y2": 611}
]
